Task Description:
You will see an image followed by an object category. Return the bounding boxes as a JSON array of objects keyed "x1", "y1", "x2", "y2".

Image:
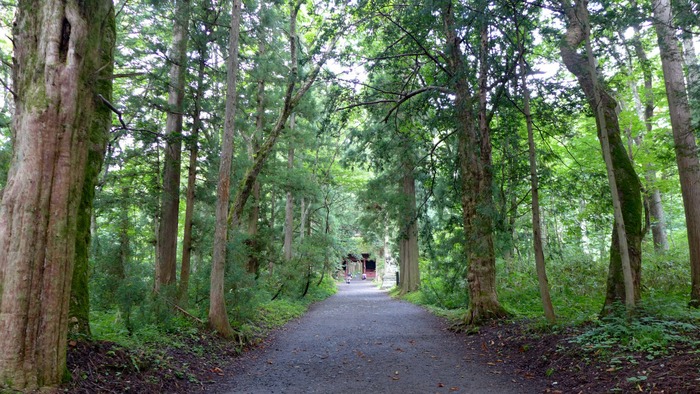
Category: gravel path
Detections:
[{"x1": 219, "y1": 280, "x2": 544, "y2": 393}]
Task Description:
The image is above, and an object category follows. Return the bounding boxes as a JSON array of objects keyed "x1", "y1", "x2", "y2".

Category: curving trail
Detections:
[{"x1": 218, "y1": 280, "x2": 543, "y2": 393}]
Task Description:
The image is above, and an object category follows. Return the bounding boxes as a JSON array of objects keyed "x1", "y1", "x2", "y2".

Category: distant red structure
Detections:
[
  {"x1": 341, "y1": 253, "x2": 376, "y2": 279},
  {"x1": 361, "y1": 253, "x2": 376, "y2": 279}
]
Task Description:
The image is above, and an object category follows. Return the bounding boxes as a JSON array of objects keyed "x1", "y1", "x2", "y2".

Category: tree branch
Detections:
[{"x1": 377, "y1": 11, "x2": 452, "y2": 77}]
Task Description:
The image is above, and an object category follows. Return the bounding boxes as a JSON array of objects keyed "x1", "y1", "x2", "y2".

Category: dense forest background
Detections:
[{"x1": 0, "y1": 0, "x2": 699, "y2": 391}]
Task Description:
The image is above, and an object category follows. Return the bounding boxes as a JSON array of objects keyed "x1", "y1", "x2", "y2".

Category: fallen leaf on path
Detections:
[
  {"x1": 437, "y1": 383, "x2": 445, "y2": 387},
  {"x1": 450, "y1": 387, "x2": 459, "y2": 391}
]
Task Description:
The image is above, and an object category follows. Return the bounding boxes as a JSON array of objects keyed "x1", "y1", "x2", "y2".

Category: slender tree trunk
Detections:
[
  {"x1": 270, "y1": 189, "x2": 277, "y2": 232},
  {"x1": 117, "y1": 185, "x2": 132, "y2": 331},
  {"x1": 630, "y1": 24, "x2": 668, "y2": 252},
  {"x1": 245, "y1": 32, "x2": 266, "y2": 275},
  {"x1": 398, "y1": 160, "x2": 420, "y2": 294},
  {"x1": 652, "y1": 0, "x2": 700, "y2": 307},
  {"x1": 209, "y1": 0, "x2": 242, "y2": 338},
  {"x1": 178, "y1": 28, "x2": 208, "y2": 306},
  {"x1": 156, "y1": 0, "x2": 191, "y2": 294},
  {"x1": 521, "y1": 49, "x2": 556, "y2": 323},
  {"x1": 283, "y1": 116, "x2": 295, "y2": 262},
  {"x1": 0, "y1": 0, "x2": 115, "y2": 389},
  {"x1": 442, "y1": 1, "x2": 507, "y2": 324},
  {"x1": 559, "y1": 0, "x2": 642, "y2": 311},
  {"x1": 226, "y1": 2, "x2": 339, "y2": 227},
  {"x1": 300, "y1": 197, "x2": 307, "y2": 240}
]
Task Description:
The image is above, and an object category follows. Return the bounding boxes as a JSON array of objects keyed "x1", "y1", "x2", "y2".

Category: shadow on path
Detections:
[{"x1": 218, "y1": 280, "x2": 544, "y2": 393}]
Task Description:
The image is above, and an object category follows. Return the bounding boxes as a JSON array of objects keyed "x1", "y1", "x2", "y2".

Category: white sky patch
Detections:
[{"x1": 326, "y1": 58, "x2": 367, "y2": 92}]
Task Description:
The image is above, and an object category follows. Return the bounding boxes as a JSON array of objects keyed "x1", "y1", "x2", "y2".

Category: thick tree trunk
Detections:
[
  {"x1": 0, "y1": 0, "x2": 115, "y2": 389},
  {"x1": 682, "y1": 35, "x2": 699, "y2": 114},
  {"x1": 156, "y1": 0, "x2": 191, "y2": 294},
  {"x1": 521, "y1": 50, "x2": 556, "y2": 323},
  {"x1": 559, "y1": 0, "x2": 643, "y2": 311},
  {"x1": 178, "y1": 32, "x2": 207, "y2": 307},
  {"x1": 442, "y1": 3, "x2": 507, "y2": 324},
  {"x1": 398, "y1": 158, "x2": 420, "y2": 294},
  {"x1": 652, "y1": 0, "x2": 700, "y2": 307},
  {"x1": 69, "y1": 8, "x2": 114, "y2": 336},
  {"x1": 209, "y1": 0, "x2": 242, "y2": 338}
]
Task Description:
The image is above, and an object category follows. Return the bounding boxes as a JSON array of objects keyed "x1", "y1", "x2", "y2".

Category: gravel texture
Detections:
[{"x1": 218, "y1": 280, "x2": 544, "y2": 393}]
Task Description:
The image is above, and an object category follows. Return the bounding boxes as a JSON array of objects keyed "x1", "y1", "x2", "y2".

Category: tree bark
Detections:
[
  {"x1": 682, "y1": 35, "x2": 699, "y2": 116},
  {"x1": 559, "y1": 0, "x2": 642, "y2": 311},
  {"x1": 209, "y1": 0, "x2": 242, "y2": 338},
  {"x1": 227, "y1": 1, "x2": 339, "y2": 227},
  {"x1": 442, "y1": 2, "x2": 507, "y2": 324},
  {"x1": 652, "y1": 0, "x2": 700, "y2": 307},
  {"x1": 398, "y1": 157, "x2": 420, "y2": 294},
  {"x1": 69, "y1": 5, "x2": 114, "y2": 336},
  {"x1": 0, "y1": 0, "x2": 115, "y2": 389},
  {"x1": 245, "y1": 30, "x2": 266, "y2": 275},
  {"x1": 629, "y1": 23, "x2": 669, "y2": 252},
  {"x1": 283, "y1": 115, "x2": 296, "y2": 262},
  {"x1": 156, "y1": 0, "x2": 191, "y2": 294},
  {"x1": 178, "y1": 20, "x2": 209, "y2": 306},
  {"x1": 521, "y1": 48, "x2": 556, "y2": 323}
]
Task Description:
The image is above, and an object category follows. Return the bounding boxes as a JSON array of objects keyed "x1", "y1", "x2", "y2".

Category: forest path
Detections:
[{"x1": 217, "y1": 280, "x2": 544, "y2": 393}]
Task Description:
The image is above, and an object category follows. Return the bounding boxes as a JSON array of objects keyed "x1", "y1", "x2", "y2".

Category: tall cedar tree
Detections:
[
  {"x1": 210, "y1": 0, "x2": 243, "y2": 338},
  {"x1": 0, "y1": 0, "x2": 115, "y2": 389},
  {"x1": 442, "y1": 0, "x2": 509, "y2": 324},
  {"x1": 156, "y1": 0, "x2": 191, "y2": 293},
  {"x1": 651, "y1": 0, "x2": 700, "y2": 307}
]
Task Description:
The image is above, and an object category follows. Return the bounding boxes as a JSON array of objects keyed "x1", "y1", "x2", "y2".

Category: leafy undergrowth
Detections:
[
  {"x1": 468, "y1": 317, "x2": 700, "y2": 393},
  {"x1": 63, "y1": 282, "x2": 336, "y2": 393},
  {"x1": 399, "y1": 288, "x2": 700, "y2": 393}
]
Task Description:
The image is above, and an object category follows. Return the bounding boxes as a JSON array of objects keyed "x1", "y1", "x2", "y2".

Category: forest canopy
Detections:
[{"x1": 0, "y1": 0, "x2": 699, "y2": 391}]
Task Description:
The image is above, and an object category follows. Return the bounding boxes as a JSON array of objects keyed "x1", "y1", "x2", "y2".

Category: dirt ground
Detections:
[{"x1": 64, "y1": 281, "x2": 700, "y2": 393}]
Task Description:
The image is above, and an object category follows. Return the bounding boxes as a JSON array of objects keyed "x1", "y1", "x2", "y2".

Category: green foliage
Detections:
[{"x1": 570, "y1": 307, "x2": 699, "y2": 359}]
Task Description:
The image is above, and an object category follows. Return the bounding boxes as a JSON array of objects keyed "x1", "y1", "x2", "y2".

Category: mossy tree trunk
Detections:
[
  {"x1": 442, "y1": 1, "x2": 508, "y2": 324},
  {"x1": 69, "y1": 0, "x2": 115, "y2": 336},
  {"x1": 559, "y1": 0, "x2": 643, "y2": 311},
  {"x1": 0, "y1": 0, "x2": 115, "y2": 389}
]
